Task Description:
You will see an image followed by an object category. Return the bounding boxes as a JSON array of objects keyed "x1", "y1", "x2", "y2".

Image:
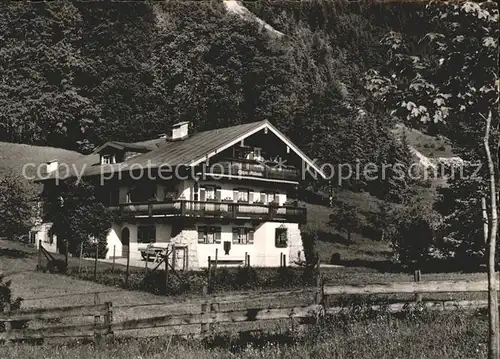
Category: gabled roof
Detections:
[{"x1": 38, "y1": 120, "x2": 326, "y2": 180}]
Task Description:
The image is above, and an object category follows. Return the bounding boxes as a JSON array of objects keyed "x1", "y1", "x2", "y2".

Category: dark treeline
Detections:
[{"x1": 0, "y1": 0, "x2": 424, "y2": 199}]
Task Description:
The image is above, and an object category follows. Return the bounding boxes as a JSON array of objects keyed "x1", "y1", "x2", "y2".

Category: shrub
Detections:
[
  {"x1": 46, "y1": 259, "x2": 67, "y2": 273},
  {"x1": 65, "y1": 264, "x2": 318, "y2": 297},
  {"x1": 301, "y1": 230, "x2": 319, "y2": 265},
  {"x1": 391, "y1": 216, "x2": 435, "y2": 268},
  {"x1": 0, "y1": 276, "x2": 25, "y2": 332}
]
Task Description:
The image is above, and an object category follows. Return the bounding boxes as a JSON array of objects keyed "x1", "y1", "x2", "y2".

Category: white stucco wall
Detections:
[
  {"x1": 179, "y1": 221, "x2": 302, "y2": 269},
  {"x1": 33, "y1": 223, "x2": 57, "y2": 253},
  {"x1": 105, "y1": 224, "x2": 122, "y2": 259}
]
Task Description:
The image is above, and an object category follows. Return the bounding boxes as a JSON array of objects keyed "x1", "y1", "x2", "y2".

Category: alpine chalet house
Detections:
[{"x1": 35, "y1": 121, "x2": 326, "y2": 269}]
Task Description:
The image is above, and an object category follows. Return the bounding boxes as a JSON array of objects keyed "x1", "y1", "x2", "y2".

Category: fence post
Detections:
[
  {"x1": 244, "y1": 252, "x2": 248, "y2": 267},
  {"x1": 414, "y1": 270, "x2": 422, "y2": 302},
  {"x1": 210, "y1": 302, "x2": 219, "y2": 333},
  {"x1": 94, "y1": 243, "x2": 99, "y2": 282},
  {"x1": 315, "y1": 258, "x2": 322, "y2": 304},
  {"x1": 207, "y1": 256, "x2": 212, "y2": 294},
  {"x1": 3, "y1": 302, "x2": 11, "y2": 344},
  {"x1": 201, "y1": 284, "x2": 208, "y2": 335},
  {"x1": 64, "y1": 239, "x2": 69, "y2": 269},
  {"x1": 214, "y1": 248, "x2": 218, "y2": 271},
  {"x1": 283, "y1": 254, "x2": 287, "y2": 268},
  {"x1": 165, "y1": 249, "x2": 169, "y2": 293},
  {"x1": 172, "y1": 245, "x2": 177, "y2": 271},
  {"x1": 145, "y1": 254, "x2": 149, "y2": 273},
  {"x1": 201, "y1": 302, "x2": 208, "y2": 335},
  {"x1": 94, "y1": 292, "x2": 103, "y2": 348},
  {"x1": 247, "y1": 254, "x2": 251, "y2": 267},
  {"x1": 38, "y1": 240, "x2": 42, "y2": 270},
  {"x1": 125, "y1": 247, "x2": 130, "y2": 288},
  {"x1": 104, "y1": 301, "x2": 113, "y2": 338},
  {"x1": 78, "y1": 241, "x2": 84, "y2": 275},
  {"x1": 112, "y1": 245, "x2": 116, "y2": 274},
  {"x1": 280, "y1": 253, "x2": 283, "y2": 267}
]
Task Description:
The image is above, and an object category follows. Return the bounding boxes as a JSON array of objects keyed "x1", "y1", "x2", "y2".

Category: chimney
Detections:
[
  {"x1": 171, "y1": 122, "x2": 189, "y2": 141},
  {"x1": 46, "y1": 160, "x2": 58, "y2": 173}
]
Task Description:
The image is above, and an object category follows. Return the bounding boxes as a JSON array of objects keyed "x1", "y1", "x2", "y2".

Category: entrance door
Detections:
[{"x1": 121, "y1": 227, "x2": 130, "y2": 257}]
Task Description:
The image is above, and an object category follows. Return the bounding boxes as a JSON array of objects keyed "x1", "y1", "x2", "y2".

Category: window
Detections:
[
  {"x1": 101, "y1": 154, "x2": 116, "y2": 165},
  {"x1": 46, "y1": 230, "x2": 54, "y2": 245},
  {"x1": 234, "y1": 146, "x2": 251, "y2": 159},
  {"x1": 29, "y1": 231, "x2": 36, "y2": 244},
  {"x1": 197, "y1": 226, "x2": 221, "y2": 244},
  {"x1": 235, "y1": 189, "x2": 249, "y2": 202},
  {"x1": 128, "y1": 186, "x2": 156, "y2": 203},
  {"x1": 138, "y1": 226, "x2": 156, "y2": 243},
  {"x1": 202, "y1": 186, "x2": 215, "y2": 201},
  {"x1": 232, "y1": 227, "x2": 254, "y2": 245},
  {"x1": 275, "y1": 227, "x2": 288, "y2": 248},
  {"x1": 109, "y1": 189, "x2": 119, "y2": 206},
  {"x1": 267, "y1": 192, "x2": 276, "y2": 204}
]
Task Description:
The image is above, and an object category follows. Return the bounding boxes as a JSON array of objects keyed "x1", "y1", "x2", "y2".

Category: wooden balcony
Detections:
[
  {"x1": 110, "y1": 200, "x2": 306, "y2": 223},
  {"x1": 204, "y1": 158, "x2": 301, "y2": 181}
]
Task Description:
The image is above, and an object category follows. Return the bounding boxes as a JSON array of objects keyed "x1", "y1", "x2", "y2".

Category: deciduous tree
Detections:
[
  {"x1": 365, "y1": 2, "x2": 499, "y2": 356},
  {"x1": 0, "y1": 173, "x2": 34, "y2": 240},
  {"x1": 43, "y1": 179, "x2": 114, "y2": 262}
]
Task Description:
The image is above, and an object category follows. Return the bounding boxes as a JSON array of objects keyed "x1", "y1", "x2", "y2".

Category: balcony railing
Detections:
[
  {"x1": 110, "y1": 200, "x2": 306, "y2": 223},
  {"x1": 204, "y1": 158, "x2": 300, "y2": 181}
]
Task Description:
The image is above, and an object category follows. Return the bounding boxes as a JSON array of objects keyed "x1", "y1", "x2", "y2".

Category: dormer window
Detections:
[{"x1": 101, "y1": 154, "x2": 116, "y2": 165}]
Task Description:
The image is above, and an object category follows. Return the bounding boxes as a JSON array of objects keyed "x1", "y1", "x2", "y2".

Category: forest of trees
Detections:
[{"x1": 0, "y1": 1, "x2": 422, "y2": 197}]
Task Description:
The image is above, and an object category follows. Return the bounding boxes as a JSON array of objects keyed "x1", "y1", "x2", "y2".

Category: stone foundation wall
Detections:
[
  {"x1": 171, "y1": 229, "x2": 199, "y2": 270},
  {"x1": 287, "y1": 225, "x2": 303, "y2": 265}
]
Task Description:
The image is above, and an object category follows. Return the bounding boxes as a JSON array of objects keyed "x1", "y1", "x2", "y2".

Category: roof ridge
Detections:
[{"x1": 112, "y1": 120, "x2": 269, "y2": 145}]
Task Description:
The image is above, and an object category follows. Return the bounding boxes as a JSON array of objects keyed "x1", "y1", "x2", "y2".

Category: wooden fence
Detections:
[
  {"x1": 0, "y1": 296, "x2": 112, "y2": 343},
  {"x1": 1, "y1": 276, "x2": 498, "y2": 345}
]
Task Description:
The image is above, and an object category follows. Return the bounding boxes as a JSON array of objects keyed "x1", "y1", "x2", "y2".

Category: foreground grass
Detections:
[{"x1": 0, "y1": 310, "x2": 488, "y2": 359}]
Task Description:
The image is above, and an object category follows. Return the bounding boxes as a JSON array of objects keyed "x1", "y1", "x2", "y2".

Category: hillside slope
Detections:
[{"x1": 0, "y1": 142, "x2": 83, "y2": 191}]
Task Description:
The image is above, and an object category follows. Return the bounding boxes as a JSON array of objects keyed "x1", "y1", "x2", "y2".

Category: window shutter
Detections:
[
  {"x1": 233, "y1": 189, "x2": 239, "y2": 202},
  {"x1": 248, "y1": 230, "x2": 254, "y2": 244},
  {"x1": 260, "y1": 193, "x2": 266, "y2": 203},
  {"x1": 232, "y1": 228, "x2": 238, "y2": 244},
  {"x1": 249, "y1": 190, "x2": 254, "y2": 203},
  {"x1": 215, "y1": 228, "x2": 221, "y2": 243},
  {"x1": 198, "y1": 227, "x2": 205, "y2": 243},
  {"x1": 150, "y1": 227, "x2": 155, "y2": 243},
  {"x1": 199, "y1": 188, "x2": 206, "y2": 202},
  {"x1": 216, "y1": 188, "x2": 222, "y2": 201}
]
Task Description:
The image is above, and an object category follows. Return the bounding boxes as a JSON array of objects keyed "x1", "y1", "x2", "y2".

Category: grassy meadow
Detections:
[{"x1": 0, "y1": 309, "x2": 488, "y2": 359}]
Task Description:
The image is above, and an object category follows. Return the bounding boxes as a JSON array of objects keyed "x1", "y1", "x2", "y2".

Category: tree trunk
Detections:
[{"x1": 483, "y1": 110, "x2": 499, "y2": 359}]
